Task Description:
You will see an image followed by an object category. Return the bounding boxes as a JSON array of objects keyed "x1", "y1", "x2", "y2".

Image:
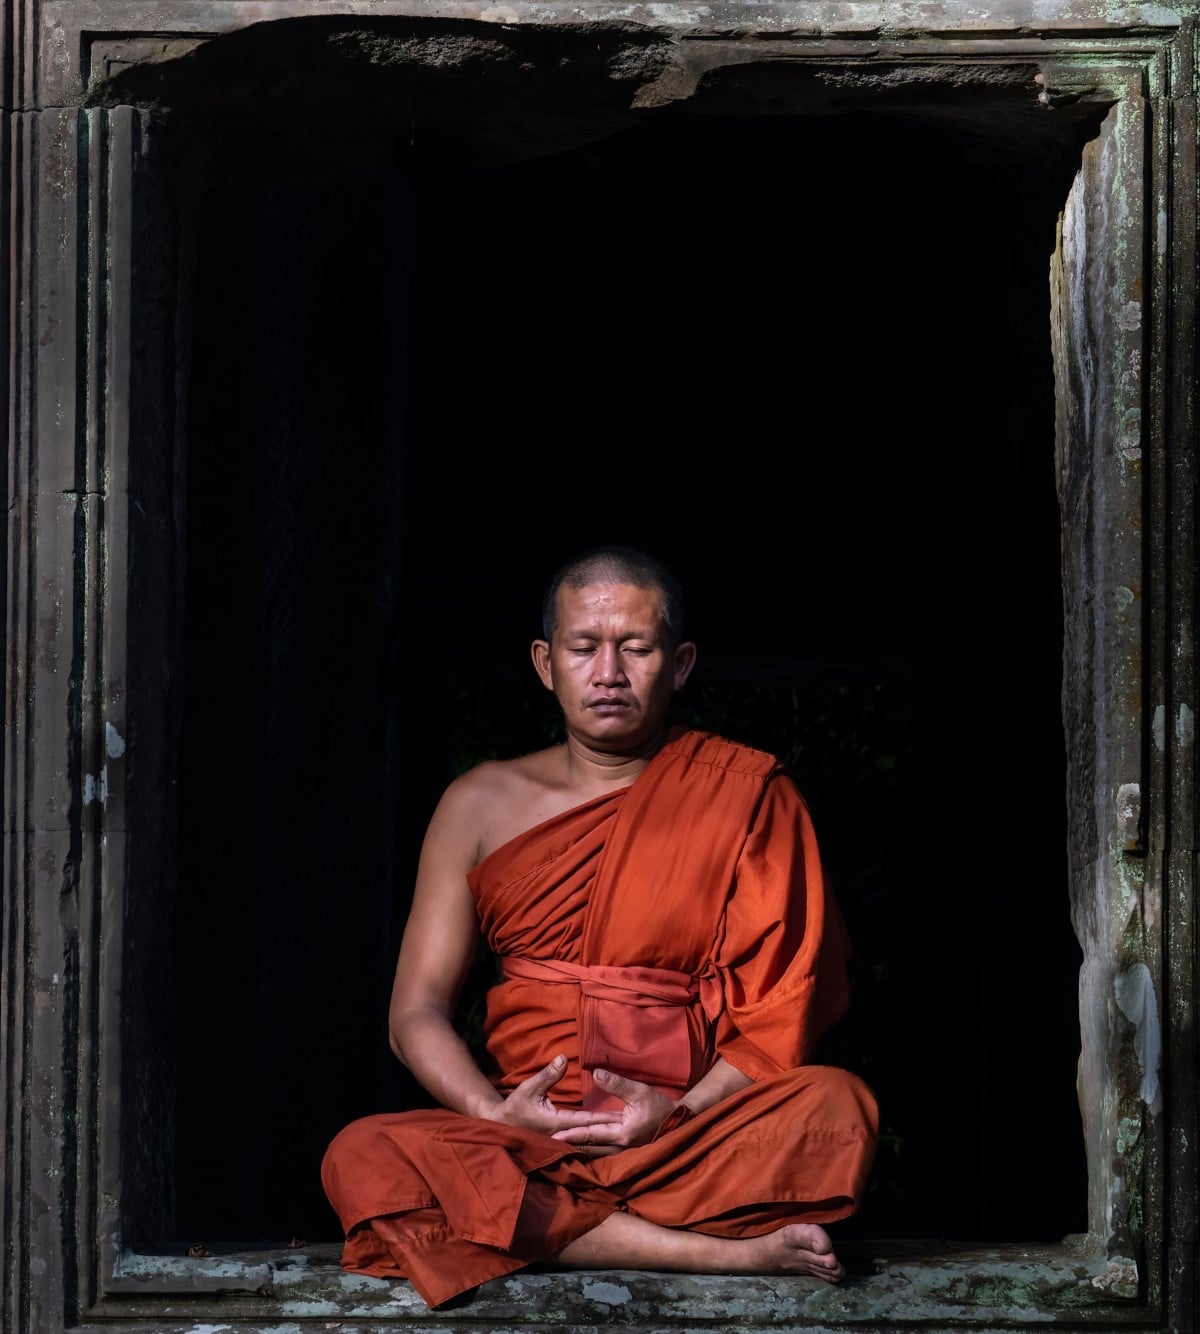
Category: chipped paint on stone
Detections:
[
  {"x1": 1114, "y1": 963, "x2": 1161, "y2": 1111},
  {"x1": 581, "y1": 1278, "x2": 633, "y2": 1303},
  {"x1": 114, "y1": 1249, "x2": 272, "y2": 1284},
  {"x1": 1176, "y1": 702, "x2": 1194, "y2": 748},
  {"x1": 83, "y1": 766, "x2": 107, "y2": 806},
  {"x1": 267, "y1": 1256, "x2": 310, "y2": 1276},
  {"x1": 1113, "y1": 585, "x2": 1135, "y2": 611},
  {"x1": 1114, "y1": 781, "x2": 1139, "y2": 852},
  {"x1": 273, "y1": 1263, "x2": 391, "y2": 1297},
  {"x1": 278, "y1": 1299, "x2": 339, "y2": 1316},
  {"x1": 1090, "y1": 1256, "x2": 1138, "y2": 1296},
  {"x1": 330, "y1": 1273, "x2": 380, "y2": 1292},
  {"x1": 1122, "y1": 345, "x2": 1140, "y2": 382},
  {"x1": 1116, "y1": 1113, "x2": 1142, "y2": 1157},
  {"x1": 105, "y1": 721, "x2": 126, "y2": 756},
  {"x1": 1116, "y1": 298, "x2": 1141, "y2": 331},
  {"x1": 1119, "y1": 407, "x2": 1141, "y2": 459},
  {"x1": 1116, "y1": 853, "x2": 1144, "y2": 925},
  {"x1": 1152, "y1": 703, "x2": 1165, "y2": 752}
]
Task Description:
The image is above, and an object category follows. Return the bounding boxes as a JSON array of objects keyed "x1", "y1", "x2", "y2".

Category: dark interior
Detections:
[{"x1": 175, "y1": 103, "x2": 1088, "y2": 1249}]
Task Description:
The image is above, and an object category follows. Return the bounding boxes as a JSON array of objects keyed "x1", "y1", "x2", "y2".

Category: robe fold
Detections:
[{"x1": 321, "y1": 729, "x2": 879, "y2": 1309}]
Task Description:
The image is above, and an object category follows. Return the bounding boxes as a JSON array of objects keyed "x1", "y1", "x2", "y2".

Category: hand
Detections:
[
  {"x1": 482, "y1": 1055, "x2": 623, "y2": 1139},
  {"x1": 550, "y1": 1068, "x2": 678, "y2": 1156}
]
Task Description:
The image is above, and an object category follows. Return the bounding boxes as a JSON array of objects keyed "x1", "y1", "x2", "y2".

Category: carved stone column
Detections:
[{"x1": 3, "y1": 68, "x2": 182, "y2": 1327}]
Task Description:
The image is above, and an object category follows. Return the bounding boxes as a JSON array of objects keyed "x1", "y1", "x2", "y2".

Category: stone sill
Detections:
[{"x1": 97, "y1": 1235, "x2": 1146, "y2": 1328}]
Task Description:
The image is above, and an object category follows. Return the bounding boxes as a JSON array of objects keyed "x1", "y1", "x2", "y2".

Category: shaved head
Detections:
[{"x1": 541, "y1": 545, "x2": 686, "y2": 646}]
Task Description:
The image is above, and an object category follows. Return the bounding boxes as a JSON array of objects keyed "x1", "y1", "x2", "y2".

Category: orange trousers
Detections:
[{"x1": 322, "y1": 1063, "x2": 878, "y2": 1308}]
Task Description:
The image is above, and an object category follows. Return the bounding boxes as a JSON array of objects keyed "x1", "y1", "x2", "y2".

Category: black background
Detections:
[{"x1": 176, "y1": 108, "x2": 1086, "y2": 1247}]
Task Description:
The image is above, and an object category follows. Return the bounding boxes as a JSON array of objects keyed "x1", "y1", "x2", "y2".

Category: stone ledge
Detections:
[{"x1": 94, "y1": 1235, "x2": 1145, "y2": 1328}]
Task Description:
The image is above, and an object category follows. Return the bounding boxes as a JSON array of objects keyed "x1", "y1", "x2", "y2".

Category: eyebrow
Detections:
[{"x1": 560, "y1": 628, "x2": 659, "y2": 641}]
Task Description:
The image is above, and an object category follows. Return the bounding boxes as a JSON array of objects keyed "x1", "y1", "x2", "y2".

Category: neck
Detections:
[{"x1": 561, "y1": 724, "x2": 673, "y2": 790}]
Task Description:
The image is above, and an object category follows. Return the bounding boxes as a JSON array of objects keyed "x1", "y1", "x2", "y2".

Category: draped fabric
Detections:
[{"x1": 322, "y1": 730, "x2": 879, "y2": 1308}]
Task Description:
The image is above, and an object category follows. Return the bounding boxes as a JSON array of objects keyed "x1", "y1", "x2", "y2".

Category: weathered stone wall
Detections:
[{"x1": 2, "y1": 3, "x2": 1195, "y2": 1331}]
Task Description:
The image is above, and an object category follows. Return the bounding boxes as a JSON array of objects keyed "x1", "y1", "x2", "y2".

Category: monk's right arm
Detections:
[
  {"x1": 388, "y1": 778, "x2": 509, "y2": 1117},
  {"x1": 389, "y1": 774, "x2": 618, "y2": 1135},
  {"x1": 390, "y1": 1000, "x2": 506, "y2": 1120}
]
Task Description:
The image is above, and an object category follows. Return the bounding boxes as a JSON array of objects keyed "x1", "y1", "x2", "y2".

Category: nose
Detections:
[{"x1": 593, "y1": 644, "x2": 628, "y2": 686}]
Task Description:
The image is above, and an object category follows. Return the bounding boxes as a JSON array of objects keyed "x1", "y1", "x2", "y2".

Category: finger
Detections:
[
  {"x1": 551, "y1": 1126, "x2": 590, "y2": 1142},
  {"x1": 549, "y1": 1127, "x2": 619, "y2": 1156},
  {"x1": 517, "y1": 1054, "x2": 569, "y2": 1097},
  {"x1": 545, "y1": 1109, "x2": 622, "y2": 1134},
  {"x1": 551, "y1": 1122, "x2": 625, "y2": 1145},
  {"x1": 591, "y1": 1067, "x2": 650, "y2": 1104}
]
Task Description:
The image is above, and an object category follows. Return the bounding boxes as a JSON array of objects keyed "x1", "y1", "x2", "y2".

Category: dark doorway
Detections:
[{"x1": 175, "y1": 106, "x2": 1085, "y2": 1247}]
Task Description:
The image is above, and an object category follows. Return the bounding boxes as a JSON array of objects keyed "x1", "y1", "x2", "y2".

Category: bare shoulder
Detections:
[
  {"x1": 430, "y1": 746, "x2": 573, "y2": 863},
  {"x1": 441, "y1": 746, "x2": 563, "y2": 805}
]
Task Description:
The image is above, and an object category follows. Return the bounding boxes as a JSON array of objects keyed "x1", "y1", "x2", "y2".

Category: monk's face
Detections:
[{"x1": 531, "y1": 581, "x2": 696, "y2": 752}]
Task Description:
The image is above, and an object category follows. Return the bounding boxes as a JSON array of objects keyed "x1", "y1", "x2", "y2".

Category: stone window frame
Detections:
[{"x1": 2, "y1": 3, "x2": 1195, "y2": 1331}]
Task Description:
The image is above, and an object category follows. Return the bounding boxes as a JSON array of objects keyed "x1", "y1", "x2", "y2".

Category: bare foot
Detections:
[
  {"x1": 557, "y1": 1211, "x2": 846, "y2": 1282},
  {"x1": 744, "y1": 1222, "x2": 844, "y2": 1282}
]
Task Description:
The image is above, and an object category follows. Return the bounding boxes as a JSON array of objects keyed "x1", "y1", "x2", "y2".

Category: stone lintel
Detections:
[{"x1": 27, "y1": 0, "x2": 1185, "y2": 110}]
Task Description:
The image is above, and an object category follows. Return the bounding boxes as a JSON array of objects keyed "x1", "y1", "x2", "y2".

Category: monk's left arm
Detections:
[{"x1": 677, "y1": 1055, "x2": 753, "y2": 1115}]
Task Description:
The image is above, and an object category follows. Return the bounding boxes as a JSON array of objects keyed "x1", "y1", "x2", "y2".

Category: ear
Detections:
[
  {"x1": 672, "y1": 641, "x2": 697, "y2": 690},
  {"x1": 531, "y1": 639, "x2": 555, "y2": 691}
]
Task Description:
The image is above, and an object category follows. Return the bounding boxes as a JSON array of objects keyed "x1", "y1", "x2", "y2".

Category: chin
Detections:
[{"x1": 581, "y1": 716, "x2": 653, "y2": 747}]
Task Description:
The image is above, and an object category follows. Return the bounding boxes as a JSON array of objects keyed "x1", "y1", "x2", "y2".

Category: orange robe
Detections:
[{"x1": 321, "y1": 730, "x2": 879, "y2": 1308}]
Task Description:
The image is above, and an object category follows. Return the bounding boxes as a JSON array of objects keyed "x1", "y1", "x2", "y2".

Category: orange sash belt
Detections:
[{"x1": 499, "y1": 956, "x2": 724, "y2": 1110}]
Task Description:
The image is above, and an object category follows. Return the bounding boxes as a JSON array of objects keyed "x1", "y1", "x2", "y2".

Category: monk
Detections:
[{"x1": 321, "y1": 543, "x2": 879, "y2": 1309}]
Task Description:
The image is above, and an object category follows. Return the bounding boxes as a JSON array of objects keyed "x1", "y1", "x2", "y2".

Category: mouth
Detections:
[{"x1": 587, "y1": 698, "x2": 633, "y2": 713}]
